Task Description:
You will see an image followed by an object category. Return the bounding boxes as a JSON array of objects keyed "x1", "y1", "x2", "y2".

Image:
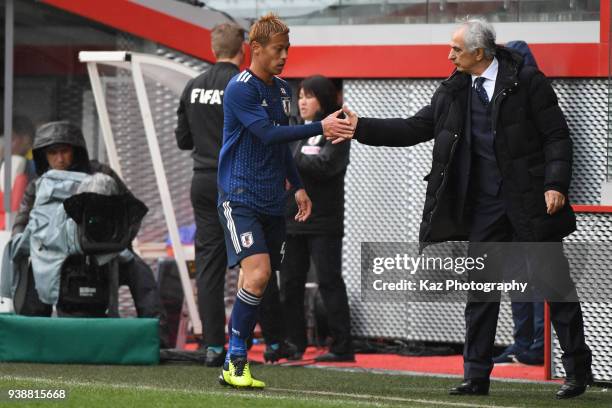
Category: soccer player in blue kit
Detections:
[{"x1": 217, "y1": 14, "x2": 354, "y2": 388}]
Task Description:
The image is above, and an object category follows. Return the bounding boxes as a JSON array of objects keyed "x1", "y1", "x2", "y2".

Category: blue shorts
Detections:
[{"x1": 218, "y1": 201, "x2": 286, "y2": 269}]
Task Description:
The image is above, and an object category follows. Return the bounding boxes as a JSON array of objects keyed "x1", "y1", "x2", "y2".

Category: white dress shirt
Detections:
[{"x1": 471, "y1": 57, "x2": 498, "y2": 101}]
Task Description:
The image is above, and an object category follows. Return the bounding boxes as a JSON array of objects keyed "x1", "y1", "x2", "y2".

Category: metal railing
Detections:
[{"x1": 190, "y1": 1, "x2": 600, "y2": 25}]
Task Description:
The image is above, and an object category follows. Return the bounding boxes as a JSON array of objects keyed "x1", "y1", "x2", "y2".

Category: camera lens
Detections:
[{"x1": 84, "y1": 203, "x2": 119, "y2": 242}]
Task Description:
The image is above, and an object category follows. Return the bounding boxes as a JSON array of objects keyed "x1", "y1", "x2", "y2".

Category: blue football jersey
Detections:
[{"x1": 218, "y1": 70, "x2": 321, "y2": 215}]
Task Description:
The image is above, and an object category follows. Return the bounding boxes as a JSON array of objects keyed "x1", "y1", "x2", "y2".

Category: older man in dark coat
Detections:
[{"x1": 332, "y1": 18, "x2": 592, "y2": 400}]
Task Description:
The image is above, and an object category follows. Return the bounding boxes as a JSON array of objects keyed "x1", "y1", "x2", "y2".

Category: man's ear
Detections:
[
  {"x1": 251, "y1": 41, "x2": 262, "y2": 56},
  {"x1": 475, "y1": 48, "x2": 484, "y2": 61}
]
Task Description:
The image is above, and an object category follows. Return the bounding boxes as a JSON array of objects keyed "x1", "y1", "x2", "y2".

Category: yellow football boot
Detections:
[{"x1": 219, "y1": 357, "x2": 265, "y2": 389}]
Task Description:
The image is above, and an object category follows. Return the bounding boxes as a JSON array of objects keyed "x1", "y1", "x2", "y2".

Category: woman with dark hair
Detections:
[{"x1": 280, "y1": 75, "x2": 354, "y2": 362}]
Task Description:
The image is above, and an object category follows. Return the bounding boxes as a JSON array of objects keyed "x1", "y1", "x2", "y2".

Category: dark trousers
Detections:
[
  {"x1": 507, "y1": 247, "x2": 545, "y2": 353},
  {"x1": 280, "y1": 234, "x2": 352, "y2": 354},
  {"x1": 191, "y1": 170, "x2": 227, "y2": 347},
  {"x1": 511, "y1": 301, "x2": 544, "y2": 352},
  {"x1": 120, "y1": 255, "x2": 162, "y2": 318},
  {"x1": 464, "y1": 213, "x2": 591, "y2": 380},
  {"x1": 257, "y1": 272, "x2": 286, "y2": 345}
]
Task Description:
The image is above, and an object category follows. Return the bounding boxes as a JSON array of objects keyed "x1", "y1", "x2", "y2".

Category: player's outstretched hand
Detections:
[
  {"x1": 294, "y1": 188, "x2": 312, "y2": 222},
  {"x1": 331, "y1": 104, "x2": 359, "y2": 145},
  {"x1": 322, "y1": 108, "x2": 354, "y2": 142}
]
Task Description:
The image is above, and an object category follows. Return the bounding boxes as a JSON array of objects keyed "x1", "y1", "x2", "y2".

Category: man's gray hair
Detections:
[{"x1": 459, "y1": 18, "x2": 497, "y2": 59}]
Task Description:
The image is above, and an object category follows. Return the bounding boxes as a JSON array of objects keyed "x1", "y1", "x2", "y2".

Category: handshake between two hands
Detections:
[{"x1": 321, "y1": 104, "x2": 358, "y2": 144}]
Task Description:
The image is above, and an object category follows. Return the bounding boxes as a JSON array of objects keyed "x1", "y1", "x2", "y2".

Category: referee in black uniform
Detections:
[{"x1": 175, "y1": 23, "x2": 245, "y2": 366}]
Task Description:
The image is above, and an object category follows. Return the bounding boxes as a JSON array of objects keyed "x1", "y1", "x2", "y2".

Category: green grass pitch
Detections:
[{"x1": 0, "y1": 362, "x2": 610, "y2": 407}]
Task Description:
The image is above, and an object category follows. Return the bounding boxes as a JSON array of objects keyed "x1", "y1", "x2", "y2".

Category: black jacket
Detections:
[
  {"x1": 354, "y1": 47, "x2": 575, "y2": 243},
  {"x1": 13, "y1": 121, "x2": 130, "y2": 235},
  {"x1": 175, "y1": 62, "x2": 240, "y2": 171},
  {"x1": 285, "y1": 120, "x2": 350, "y2": 236}
]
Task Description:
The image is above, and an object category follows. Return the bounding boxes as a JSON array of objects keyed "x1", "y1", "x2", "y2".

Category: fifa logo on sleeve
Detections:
[{"x1": 190, "y1": 89, "x2": 224, "y2": 105}]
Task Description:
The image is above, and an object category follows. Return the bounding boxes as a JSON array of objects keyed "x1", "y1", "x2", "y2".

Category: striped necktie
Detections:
[{"x1": 474, "y1": 77, "x2": 489, "y2": 105}]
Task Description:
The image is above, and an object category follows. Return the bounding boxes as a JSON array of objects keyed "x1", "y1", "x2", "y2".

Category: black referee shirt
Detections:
[{"x1": 175, "y1": 61, "x2": 240, "y2": 171}]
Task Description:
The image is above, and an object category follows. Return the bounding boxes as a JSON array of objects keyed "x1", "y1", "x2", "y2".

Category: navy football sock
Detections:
[{"x1": 229, "y1": 288, "x2": 261, "y2": 358}]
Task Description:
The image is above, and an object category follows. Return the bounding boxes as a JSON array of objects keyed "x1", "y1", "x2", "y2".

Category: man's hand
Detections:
[
  {"x1": 322, "y1": 108, "x2": 354, "y2": 141},
  {"x1": 294, "y1": 188, "x2": 312, "y2": 222},
  {"x1": 330, "y1": 104, "x2": 359, "y2": 145},
  {"x1": 545, "y1": 190, "x2": 566, "y2": 215}
]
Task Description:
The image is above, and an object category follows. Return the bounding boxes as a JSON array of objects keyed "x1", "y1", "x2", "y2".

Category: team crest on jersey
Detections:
[
  {"x1": 281, "y1": 97, "x2": 291, "y2": 116},
  {"x1": 240, "y1": 232, "x2": 254, "y2": 248}
]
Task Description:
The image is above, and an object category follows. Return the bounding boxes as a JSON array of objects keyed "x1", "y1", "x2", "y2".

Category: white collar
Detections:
[{"x1": 471, "y1": 57, "x2": 498, "y2": 83}]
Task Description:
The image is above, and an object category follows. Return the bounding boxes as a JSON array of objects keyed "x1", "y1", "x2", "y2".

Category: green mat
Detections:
[{"x1": 0, "y1": 315, "x2": 159, "y2": 365}]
